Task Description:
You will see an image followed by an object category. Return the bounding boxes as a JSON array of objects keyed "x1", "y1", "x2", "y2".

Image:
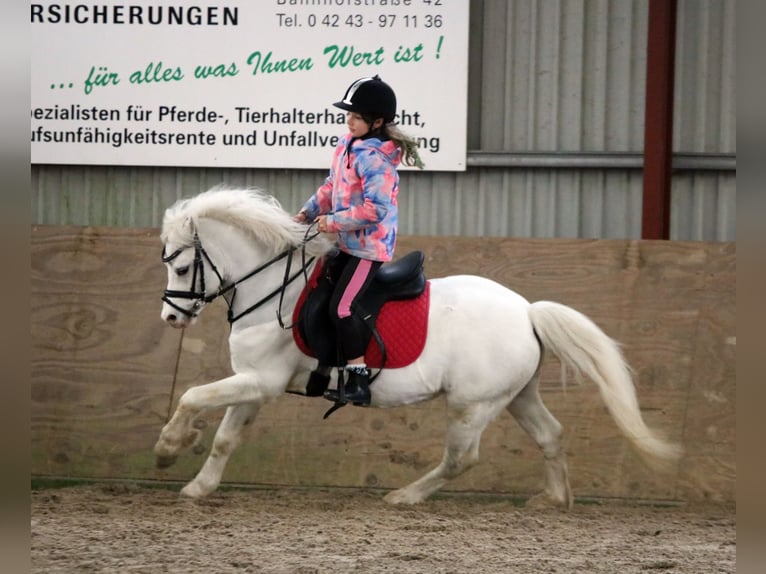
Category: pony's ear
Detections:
[{"x1": 183, "y1": 216, "x2": 196, "y2": 234}]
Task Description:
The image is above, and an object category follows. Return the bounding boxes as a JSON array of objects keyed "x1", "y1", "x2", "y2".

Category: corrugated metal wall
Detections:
[{"x1": 31, "y1": 0, "x2": 736, "y2": 241}]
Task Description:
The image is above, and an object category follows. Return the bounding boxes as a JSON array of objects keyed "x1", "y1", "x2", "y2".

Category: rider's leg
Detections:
[
  {"x1": 305, "y1": 365, "x2": 332, "y2": 396},
  {"x1": 323, "y1": 255, "x2": 381, "y2": 406}
]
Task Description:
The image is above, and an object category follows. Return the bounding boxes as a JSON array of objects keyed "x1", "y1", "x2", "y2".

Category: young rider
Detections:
[{"x1": 295, "y1": 74, "x2": 423, "y2": 406}]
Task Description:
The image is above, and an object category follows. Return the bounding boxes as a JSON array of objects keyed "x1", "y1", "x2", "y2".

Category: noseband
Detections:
[{"x1": 161, "y1": 231, "x2": 315, "y2": 324}]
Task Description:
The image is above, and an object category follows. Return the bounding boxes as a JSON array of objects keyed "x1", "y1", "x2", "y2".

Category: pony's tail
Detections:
[{"x1": 528, "y1": 301, "x2": 682, "y2": 469}]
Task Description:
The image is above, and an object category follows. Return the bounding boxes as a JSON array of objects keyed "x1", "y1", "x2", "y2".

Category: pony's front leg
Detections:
[
  {"x1": 180, "y1": 402, "x2": 259, "y2": 498},
  {"x1": 154, "y1": 404, "x2": 204, "y2": 469},
  {"x1": 154, "y1": 373, "x2": 270, "y2": 468}
]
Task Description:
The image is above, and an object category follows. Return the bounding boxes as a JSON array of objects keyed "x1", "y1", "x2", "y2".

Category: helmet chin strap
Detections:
[
  {"x1": 360, "y1": 119, "x2": 386, "y2": 141},
  {"x1": 361, "y1": 114, "x2": 384, "y2": 129}
]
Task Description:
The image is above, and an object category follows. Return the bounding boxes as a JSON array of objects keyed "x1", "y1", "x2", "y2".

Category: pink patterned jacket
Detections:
[{"x1": 301, "y1": 133, "x2": 400, "y2": 262}]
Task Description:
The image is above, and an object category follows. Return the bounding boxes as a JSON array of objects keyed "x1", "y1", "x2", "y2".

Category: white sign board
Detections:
[{"x1": 31, "y1": 1, "x2": 469, "y2": 171}]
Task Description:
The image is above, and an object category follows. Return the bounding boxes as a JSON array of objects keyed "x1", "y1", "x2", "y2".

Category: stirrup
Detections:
[
  {"x1": 323, "y1": 368, "x2": 349, "y2": 419},
  {"x1": 325, "y1": 369, "x2": 370, "y2": 405},
  {"x1": 323, "y1": 387, "x2": 370, "y2": 407},
  {"x1": 323, "y1": 400, "x2": 348, "y2": 419},
  {"x1": 322, "y1": 368, "x2": 370, "y2": 417}
]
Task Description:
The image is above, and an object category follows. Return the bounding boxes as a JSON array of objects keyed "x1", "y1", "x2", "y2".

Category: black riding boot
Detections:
[
  {"x1": 324, "y1": 367, "x2": 371, "y2": 406},
  {"x1": 305, "y1": 369, "x2": 331, "y2": 397}
]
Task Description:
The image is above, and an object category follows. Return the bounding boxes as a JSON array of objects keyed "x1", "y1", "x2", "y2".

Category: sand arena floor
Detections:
[{"x1": 31, "y1": 483, "x2": 735, "y2": 574}]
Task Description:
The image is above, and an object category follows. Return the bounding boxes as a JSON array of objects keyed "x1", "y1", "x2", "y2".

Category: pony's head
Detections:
[
  {"x1": 159, "y1": 186, "x2": 332, "y2": 328},
  {"x1": 159, "y1": 223, "x2": 218, "y2": 328}
]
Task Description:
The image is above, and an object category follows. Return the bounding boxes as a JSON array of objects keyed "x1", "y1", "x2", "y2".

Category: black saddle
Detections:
[{"x1": 297, "y1": 250, "x2": 426, "y2": 367}]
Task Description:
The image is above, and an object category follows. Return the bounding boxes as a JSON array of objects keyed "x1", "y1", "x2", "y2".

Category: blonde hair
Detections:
[{"x1": 384, "y1": 123, "x2": 425, "y2": 169}]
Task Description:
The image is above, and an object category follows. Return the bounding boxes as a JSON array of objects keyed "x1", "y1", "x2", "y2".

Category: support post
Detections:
[{"x1": 642, "y1": 0, "x2": 677, "y2": 240}]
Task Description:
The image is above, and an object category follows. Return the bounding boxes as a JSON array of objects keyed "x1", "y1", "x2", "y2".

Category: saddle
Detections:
[{"x1": 293, "y1": 250, "x2": 430, "y2": 369}]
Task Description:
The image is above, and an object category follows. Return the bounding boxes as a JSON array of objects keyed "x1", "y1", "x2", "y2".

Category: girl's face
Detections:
[{"x1": 347, "y1": 112, "x2": 383, "y2": 138}]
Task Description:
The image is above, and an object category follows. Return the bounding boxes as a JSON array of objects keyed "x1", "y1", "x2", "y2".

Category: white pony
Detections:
[{"x1": 153, "y1": 187, "x2": 680, "y2": 507}]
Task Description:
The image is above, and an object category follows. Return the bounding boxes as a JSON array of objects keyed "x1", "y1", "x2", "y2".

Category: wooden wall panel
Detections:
[
  {"x1": 31, "y1": 227, "x2": 735, "y2": 502},
  {"x1": 31, "y1": 226, "x2": 181, "y2": 479}
]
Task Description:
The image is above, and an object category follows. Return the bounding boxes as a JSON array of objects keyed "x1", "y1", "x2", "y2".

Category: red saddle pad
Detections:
[{"x1": 292, "y1": 279, "x2": 431, "y2": 369}]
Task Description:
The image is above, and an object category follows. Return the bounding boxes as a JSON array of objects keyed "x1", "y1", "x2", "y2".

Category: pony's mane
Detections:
[{"x1": 161, "y1": 186, "x2": 332, "y2": 257}]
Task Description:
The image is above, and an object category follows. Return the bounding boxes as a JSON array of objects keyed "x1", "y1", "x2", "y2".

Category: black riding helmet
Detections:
[{"x1": 333, "y1": 75, "x2": 397, "y2": 124}]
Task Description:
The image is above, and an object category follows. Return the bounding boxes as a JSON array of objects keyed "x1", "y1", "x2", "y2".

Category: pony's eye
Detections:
[{"x1": 176, "y1": 266, "x2": 190, "y2": 276}]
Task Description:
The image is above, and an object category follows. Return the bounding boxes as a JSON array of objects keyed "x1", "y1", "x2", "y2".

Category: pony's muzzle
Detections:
[
  {"x1": 161, "y1": 298, "x2": 202, "y2": 327},
  {"x1": 163, "y1": 313, "x2": 187, "y2": 328}
]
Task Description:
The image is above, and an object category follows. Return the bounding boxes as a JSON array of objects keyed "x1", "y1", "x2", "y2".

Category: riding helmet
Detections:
[{"x1": 333, "y1": 75, "x2": 397, "y2": 123}]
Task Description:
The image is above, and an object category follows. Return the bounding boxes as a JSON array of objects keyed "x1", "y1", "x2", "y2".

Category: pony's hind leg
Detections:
[
  {"x1": 507, "y1": 375, "x2": 573, "y2": 509},
  {"x1": 181, "y1": 402, "x2": 260, "y2": 498},
  {"x1": 384, "y1": 401, "x2": 504, "y2": 505}
]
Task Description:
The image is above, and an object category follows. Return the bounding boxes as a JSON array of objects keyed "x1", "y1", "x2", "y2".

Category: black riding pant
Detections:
[{"x1": 325, "y1": 251, "x2": 382, "y2": 362}]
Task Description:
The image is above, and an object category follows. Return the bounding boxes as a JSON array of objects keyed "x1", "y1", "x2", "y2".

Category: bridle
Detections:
[
  {"x1": 161, "y1": 229, "x2": 317, "y2": 324},
  {"x1": 161, "y1": 232, "x2": 222, "y2": 319}
]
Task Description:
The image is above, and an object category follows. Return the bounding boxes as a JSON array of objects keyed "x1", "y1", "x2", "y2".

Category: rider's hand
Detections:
[{"x1": 294, "y1": 211, "x2": 308, "y2": 223}]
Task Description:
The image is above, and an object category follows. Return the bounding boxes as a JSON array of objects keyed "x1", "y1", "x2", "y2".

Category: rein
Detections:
[
  {"x1": 276, "y1": 223, "x2": 321, "y2": 329},
  {"x1": 162, "y1": 228, "x2": 319, "y2": 325}
]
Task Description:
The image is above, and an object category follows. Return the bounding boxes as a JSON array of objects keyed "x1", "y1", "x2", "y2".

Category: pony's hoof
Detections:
[
  {"x1": 180, "y1": 481, "x2": 211, "y2": 499},
  {"x1": 525, "y1": 491, "x2": 571, "y2": 510},
  {"x1": 155, "y1": 454, "x2": 178, "y2": 469},
  {"x1": 383, "y1": 489, "x2": 421, "y2": 505}
]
